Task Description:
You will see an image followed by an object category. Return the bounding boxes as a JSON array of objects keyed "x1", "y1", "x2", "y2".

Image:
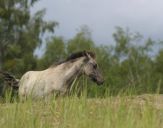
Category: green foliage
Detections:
[
  {"x1": 0, "y1": 0, "x2": 57, "y2": 75},
  {"x1": 67, "y1": 26, "x2": 95, "y2": 54},
  {"x1": 0, "y1": 0, "x2": 57, "y2": 94},
  {"x1": 38, "y1": 37, "x2": 66, "y2": 69}
]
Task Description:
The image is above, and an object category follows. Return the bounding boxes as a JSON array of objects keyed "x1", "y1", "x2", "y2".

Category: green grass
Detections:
[{"x1": 0, "y1": 94, "x2": 163, "y2": 128}]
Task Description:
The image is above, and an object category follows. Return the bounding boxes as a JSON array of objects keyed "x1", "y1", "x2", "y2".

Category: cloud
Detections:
[{"x1": 32, "y1": 0, "x2": 163, "y2": 44}]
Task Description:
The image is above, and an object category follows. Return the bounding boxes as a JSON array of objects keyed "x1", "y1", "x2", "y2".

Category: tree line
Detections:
[{"x1": 1, "y1": 0, "x2": 163, "y2": 97}]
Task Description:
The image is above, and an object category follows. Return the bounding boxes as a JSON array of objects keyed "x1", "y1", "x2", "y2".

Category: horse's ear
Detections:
[
  {"x1": 82, "y1": 51, "x2": 89, "y2": 62},
  {"x1": 85, "y1": 51, "x2": 96, "y2": 59},
  {"x1": 90, "y1": 52, "x2": 96, "y2": 59},
  {"x1": 85, "y1": 52, "x2": 91, "y2": 59}
]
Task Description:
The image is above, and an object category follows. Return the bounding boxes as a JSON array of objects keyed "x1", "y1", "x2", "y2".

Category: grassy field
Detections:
[{"x1": 1, "y1": 94, "x2": 163, "y2": 128}]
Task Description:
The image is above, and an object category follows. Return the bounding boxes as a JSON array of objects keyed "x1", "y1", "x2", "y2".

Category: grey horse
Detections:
[{"x1": 0, "y1": 51, "x2": 104, "y2": 99}]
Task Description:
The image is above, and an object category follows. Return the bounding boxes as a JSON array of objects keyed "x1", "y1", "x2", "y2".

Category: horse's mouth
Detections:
[
  {"x1": 96, "y1": 80, "x2": 104, "y2": 85},
  {"x1": 90, "y1": 75, "x2": 104, "y2": 85}
]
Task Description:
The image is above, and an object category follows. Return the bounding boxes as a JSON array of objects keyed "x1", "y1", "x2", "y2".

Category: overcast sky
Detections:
[{"x1": 32, "y1": 0, "x2": 163, "y2": 45}]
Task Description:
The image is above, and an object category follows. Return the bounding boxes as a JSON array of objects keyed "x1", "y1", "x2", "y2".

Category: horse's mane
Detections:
[
  {"x1": 66, "y1": 51, "x2": 95, "y2": 61},
  {"x1": 50, "y1": 51, "x2": 95, "y2": 68}
]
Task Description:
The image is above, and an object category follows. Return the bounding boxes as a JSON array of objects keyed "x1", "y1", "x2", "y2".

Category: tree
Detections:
[
  {"x1": 0, "y1": 0, "x2": 57, "y2": 76},
  {"x1": 38, "y1": 37, "x2": 66, "y2": 69},
  {"x1": 111, "y1": 27, "x2": 155, "y2": 94},
  {"x1": 67, "y1": 26, "x2": 95, "y2": 54},
  {"x1": 0, "y1": 0, "x2": 58, "y2": 96}
]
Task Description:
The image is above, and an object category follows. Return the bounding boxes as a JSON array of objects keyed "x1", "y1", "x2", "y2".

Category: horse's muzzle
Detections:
[
  {"x1": 90, "y1": 75, "x2": 104, "y2": 85},
  {"x1": 97, "y1": 80, "x2": 104, "y2": 85}
]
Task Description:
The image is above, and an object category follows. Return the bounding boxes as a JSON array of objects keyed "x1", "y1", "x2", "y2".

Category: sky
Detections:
[{"x1": 32, "y1": 0, "x2": 163, "y2": 45}]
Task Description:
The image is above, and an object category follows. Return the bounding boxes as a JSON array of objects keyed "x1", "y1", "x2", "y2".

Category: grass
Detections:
[{"x1": 1, "y1": 93, "x2": 163, "y2": 128}]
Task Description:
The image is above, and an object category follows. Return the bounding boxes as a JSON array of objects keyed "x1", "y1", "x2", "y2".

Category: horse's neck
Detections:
[
  {"x1": 63, "y1": 58, "x2": 84, "y2": 79},
  {"x1": 46, "y1": 57, "x2": 85, "y2": 87},
  {"x1": 57, "y1": 57, "x2": 85, "y2": 86},
  {"x1": 42, "y1": 57, "x2": 85, "y2": 93}
]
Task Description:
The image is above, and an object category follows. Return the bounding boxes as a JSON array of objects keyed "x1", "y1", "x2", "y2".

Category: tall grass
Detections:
[
  {"x1": 1, "y1": 78, "x2": 163, "y2": 128},
  {"x1": 0, "y1": 89, "x2": 163, "y2": 128}
]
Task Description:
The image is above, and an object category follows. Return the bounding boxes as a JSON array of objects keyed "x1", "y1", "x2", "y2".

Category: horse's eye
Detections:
[{"x1": 93, "y1": 64, "x2": 97, "y2": 69}]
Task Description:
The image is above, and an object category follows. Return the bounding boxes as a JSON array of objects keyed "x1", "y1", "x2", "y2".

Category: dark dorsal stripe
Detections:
[{"x1": 50, "y1": 51, "x2": 95, "y2": 67}]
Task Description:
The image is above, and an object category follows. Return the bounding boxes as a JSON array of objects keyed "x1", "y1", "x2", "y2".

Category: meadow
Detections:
[
  {"x1": 1, "y1": 1, "x2": 163, "y2": 128},
  {"x1": 1, "y1": 93, "x2": 163, "y2": 128}
]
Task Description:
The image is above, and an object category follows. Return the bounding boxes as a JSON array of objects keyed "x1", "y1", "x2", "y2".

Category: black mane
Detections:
[
  {"x1": 50, "y1": 51, "x2": 95, "y2": 67},
  {"x1": 66, "y1": 51, "x2": 95, "y2": 61}
]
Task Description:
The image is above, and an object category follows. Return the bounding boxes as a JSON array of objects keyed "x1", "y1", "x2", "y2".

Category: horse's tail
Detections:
[{"x1": 0, "y1": 71, "x2": 19, "y2": 90}]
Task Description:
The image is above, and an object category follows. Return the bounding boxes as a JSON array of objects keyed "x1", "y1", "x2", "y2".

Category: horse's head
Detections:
[{"x1": 82, "y1": 52, "x2": 104, "y2": 85}]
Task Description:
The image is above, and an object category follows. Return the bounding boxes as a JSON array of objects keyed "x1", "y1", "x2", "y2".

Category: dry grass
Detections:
[{"x1": 1, "y1": 94, "x2": 163, "y2": 128}]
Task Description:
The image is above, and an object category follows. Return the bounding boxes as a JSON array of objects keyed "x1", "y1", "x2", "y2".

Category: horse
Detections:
[{"x1": 0, "y1": 51, "x2": 104, "y2": 99}]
